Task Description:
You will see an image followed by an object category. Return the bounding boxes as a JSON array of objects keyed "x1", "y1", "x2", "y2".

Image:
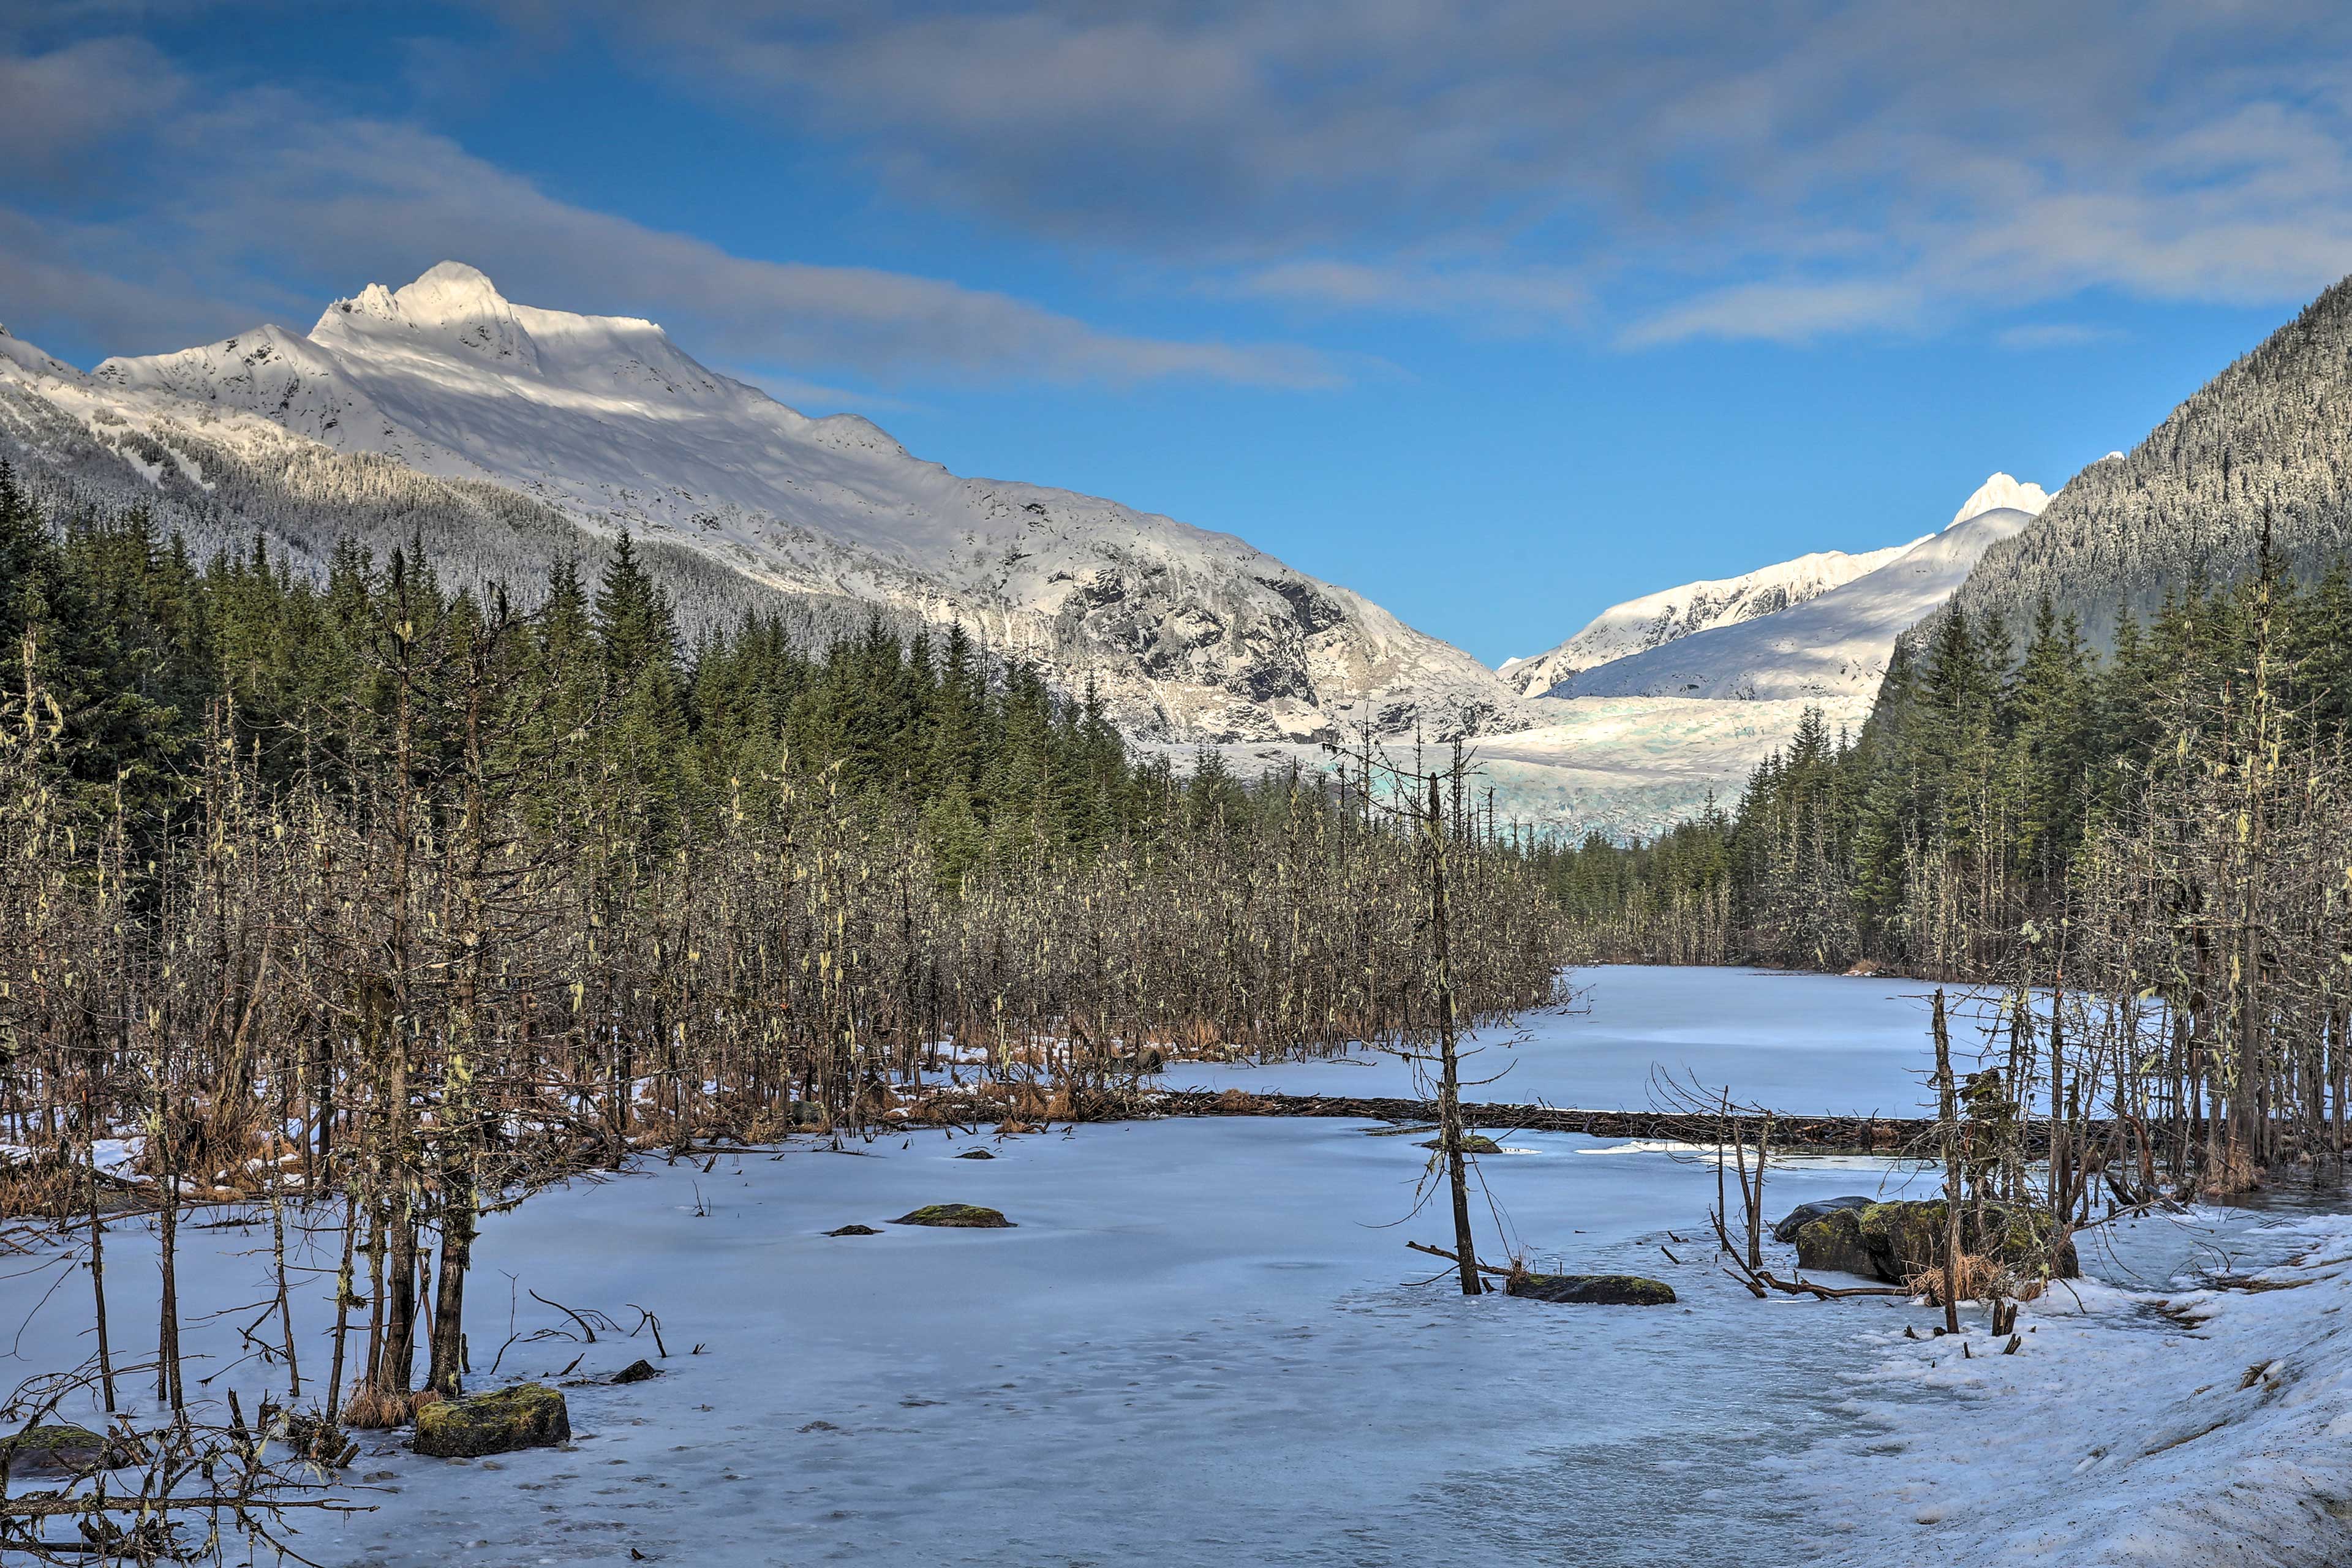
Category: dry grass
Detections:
[
  {"x1": 0, "y1": 1150, "x2": 96, "y2": 1219},
  {"x1": 339, "y1": 1385, "x2": 418, "y2": 1430},
  {"x1": 1904, "y1": 1251, "x2": 2036, "y2": 1306},
  {"x1": 2200, "y1": 1141, "x2": 2262, "y2": 1199}
]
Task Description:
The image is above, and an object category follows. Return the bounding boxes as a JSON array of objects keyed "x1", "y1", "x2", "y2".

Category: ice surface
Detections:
[
  {"x1": 1162, "y1": 964, "x2": 1974, "y2": 1117},
  {"x1": 4, "y1": 1117, "x2": 1943, "y2": 1567},
  {"x1": 3, "y1": 971, "x2": 2344, "y2": 1567}
]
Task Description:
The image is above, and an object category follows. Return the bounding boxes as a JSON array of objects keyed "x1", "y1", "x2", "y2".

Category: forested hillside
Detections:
[{"x1": 1950, "y1": 277, "x2": 2352, "y2": 650}]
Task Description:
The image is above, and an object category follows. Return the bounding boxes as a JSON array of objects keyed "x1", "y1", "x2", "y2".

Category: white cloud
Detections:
[
  {"x1": 17, "y1": 4, "x2": 2352, "y2": 359},
  {"x1": 1994, "y1": 323, "x2": 2125, "y2": 351},
  {"x1": 1234, "y1": 260, "x2": 1588, "y2": 326},
  {"x1": 1619, "y1": 281, "x2": 1926, "y2": 348},
  {"x1": 0, "y1": 42, "x2": 1340, "y2": 386},
  {"x1": 581, "y1": 0, "x2": 2352, "y2": 342}
]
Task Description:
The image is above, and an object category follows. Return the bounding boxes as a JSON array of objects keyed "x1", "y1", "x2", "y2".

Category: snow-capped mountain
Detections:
[
  {"x1": 1501, "y1": 540, "x2": 1923, "y2": 699},
  {"x1": 18, "y1": 262, "x2": 1522, "y2": 745},
  {"x1": 1556, "y1": 477, "x2": 2048, "y2": 703}
]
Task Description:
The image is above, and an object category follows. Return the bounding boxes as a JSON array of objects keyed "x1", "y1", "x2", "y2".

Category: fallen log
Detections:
[
  {"x1": 1405, "y1": 1239, "x2": 1515, "y2": 1278},
  {"x1": 1756, "y1": 1269, "x2": 1909, "y2": 1300}
]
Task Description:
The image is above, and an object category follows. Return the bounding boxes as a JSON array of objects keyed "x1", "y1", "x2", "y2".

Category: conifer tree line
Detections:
[
  {"x1": 0, "y1": 466, "x2": 1566, "y2": 1425},
  {"x1": 1545, "y1": 544, "x2": 2352, "y2": 1191}
]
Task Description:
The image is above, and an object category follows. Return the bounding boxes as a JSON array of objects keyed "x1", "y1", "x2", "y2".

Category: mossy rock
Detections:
[
  {"x1": 1792, "y1": 1208, "x2": 1878, "y2": 1278},
  {"x1": 0, "y1": 1423, "x2": 140, "y2": 1473},
  {"x1": 892, "y1": 1204, "x2": 1014, "y2": 1228},
  {"x1": 413, "y1": 1383, "x2": 571, "y2": 1459},
  {"x1": 1773, "y1": 1196, "x2": 1874, "y2": 1244},
  {"x1": 1507, "y1": 1273, "x2": 1676, "y2": 1306},
  {"x1": 1849, "y1": 1200, "x2": 2078, "y2": 1284},
  {"x1": 1418, "y1": 1134, "x2": 1502, "y2": 1155}
]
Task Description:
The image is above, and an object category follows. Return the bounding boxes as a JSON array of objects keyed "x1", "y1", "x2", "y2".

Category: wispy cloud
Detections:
[
  {"x1": 580, "y1": 0, "x2": 2352, "y2": 344},
  {"x1": 1994, "y1": 323, "x2": 2125, "y2": 351},
  {"x1": 15, "y1": 3, "x2": 2352, "y2": 363},
  {"x1": 1232, "y1": 260, "x2": 1589, "y2": 327},
  {"x1": 0, "y1": 41, "x2": 1340, "y2": 387},
  {"x1": 1618, "y1": 281, "x2": 1927, "y2": 348}
]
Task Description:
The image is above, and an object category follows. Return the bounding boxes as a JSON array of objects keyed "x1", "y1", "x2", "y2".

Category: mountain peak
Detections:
[
  {"x1": 314, "y1": 260, "x2": 539, "y2": 368},
  {"x1": 1948, "y1": 472, "x2": 2050, "y2": 529},
  {"x1": 397, "y1": 260, "x2": 511, "y2": 317},
  {"x1": 0, "y1": 323, "x2": 79, "y2": 380}
]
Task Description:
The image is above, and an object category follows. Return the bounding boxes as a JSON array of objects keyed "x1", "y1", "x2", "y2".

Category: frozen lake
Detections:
[
  {"x1": 2, "y1": 967, "x2": 2337, "y2": 1567},
  {"x1": 1163, "y1": 964, "x2": 1977, "y2": 1116}
]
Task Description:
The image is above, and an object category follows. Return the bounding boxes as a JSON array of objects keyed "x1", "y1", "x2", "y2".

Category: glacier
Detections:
[{"x1": 1502, "y1": 540, "x2": 1923, "y2": 699}]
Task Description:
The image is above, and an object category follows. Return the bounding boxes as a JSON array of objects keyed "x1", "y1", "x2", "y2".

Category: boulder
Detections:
[
  {"x1": 1819, "y1": 1200, "x2": 2079, "y2": 1284},
  {"x1": 826, "y1": 1223, "x2": 880, "y2": 1237},
  {"x1": 611, "y1": 1360, "x2": 662, "y2": 1385},
  {"x1": 1772, "y1": 1196, "x2": 1875, "y2": 1244},
  {"x1": 412, "y1": 1384, "x2": 571, "y2": 1460},
  {"x1": 1791, "y1": 1208, "x2": 1878, "y2": 1278},
  {"x1": 0, "y1": 1423, "x2": 139, "y2": 1474},
  {"x1": 1418, "y1": 1134, "x2": 1503, "y2": 1155},
  {"x1": 1507, "y1": 1273, "x2": 1676, "y2": 1306},
  {"x1": 892, "y1": 1204, "x2": 1014, "y2": 1228}
]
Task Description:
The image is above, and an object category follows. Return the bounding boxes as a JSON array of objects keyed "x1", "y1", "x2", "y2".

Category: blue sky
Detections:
[{"x1": 4, "y1": 2, "x2": 2348, "y2": 663}]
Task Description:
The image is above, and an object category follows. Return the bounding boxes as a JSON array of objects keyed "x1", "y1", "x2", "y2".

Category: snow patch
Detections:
[{"x1": 1507, "y1": 543, "x2": 1922, "y2": 698}]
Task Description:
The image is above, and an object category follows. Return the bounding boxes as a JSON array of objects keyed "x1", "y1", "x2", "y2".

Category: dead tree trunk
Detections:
[
  {"x1": 1428, "y1": 767, "x2": 1479, "y2": 1296},
  {"x1": 1932, "y1": 987, "x2": 1962, "y2": 1335}
]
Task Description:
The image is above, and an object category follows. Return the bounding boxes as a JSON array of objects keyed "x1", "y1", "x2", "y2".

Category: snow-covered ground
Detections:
[
  {"x1": 1164, "y1": 963, "x2": 1975, "y2": 1117},
  {"x1": 1805, "y1": 1204, "x2": 2352, "y2": 1567},
  {"x1": 2, "y1": 969, "x2": 2346, "y2": 1567}
]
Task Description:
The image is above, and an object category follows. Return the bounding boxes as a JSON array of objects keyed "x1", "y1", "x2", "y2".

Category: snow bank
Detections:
[{"x1": 1803, "y1": 1212, "x2": 2352, "y2": 1566}]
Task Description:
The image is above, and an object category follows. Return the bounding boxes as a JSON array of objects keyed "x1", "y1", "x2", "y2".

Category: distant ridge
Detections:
[{"x1": 1502, "y1": 541, "x2": 1921, "y2": 699}]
